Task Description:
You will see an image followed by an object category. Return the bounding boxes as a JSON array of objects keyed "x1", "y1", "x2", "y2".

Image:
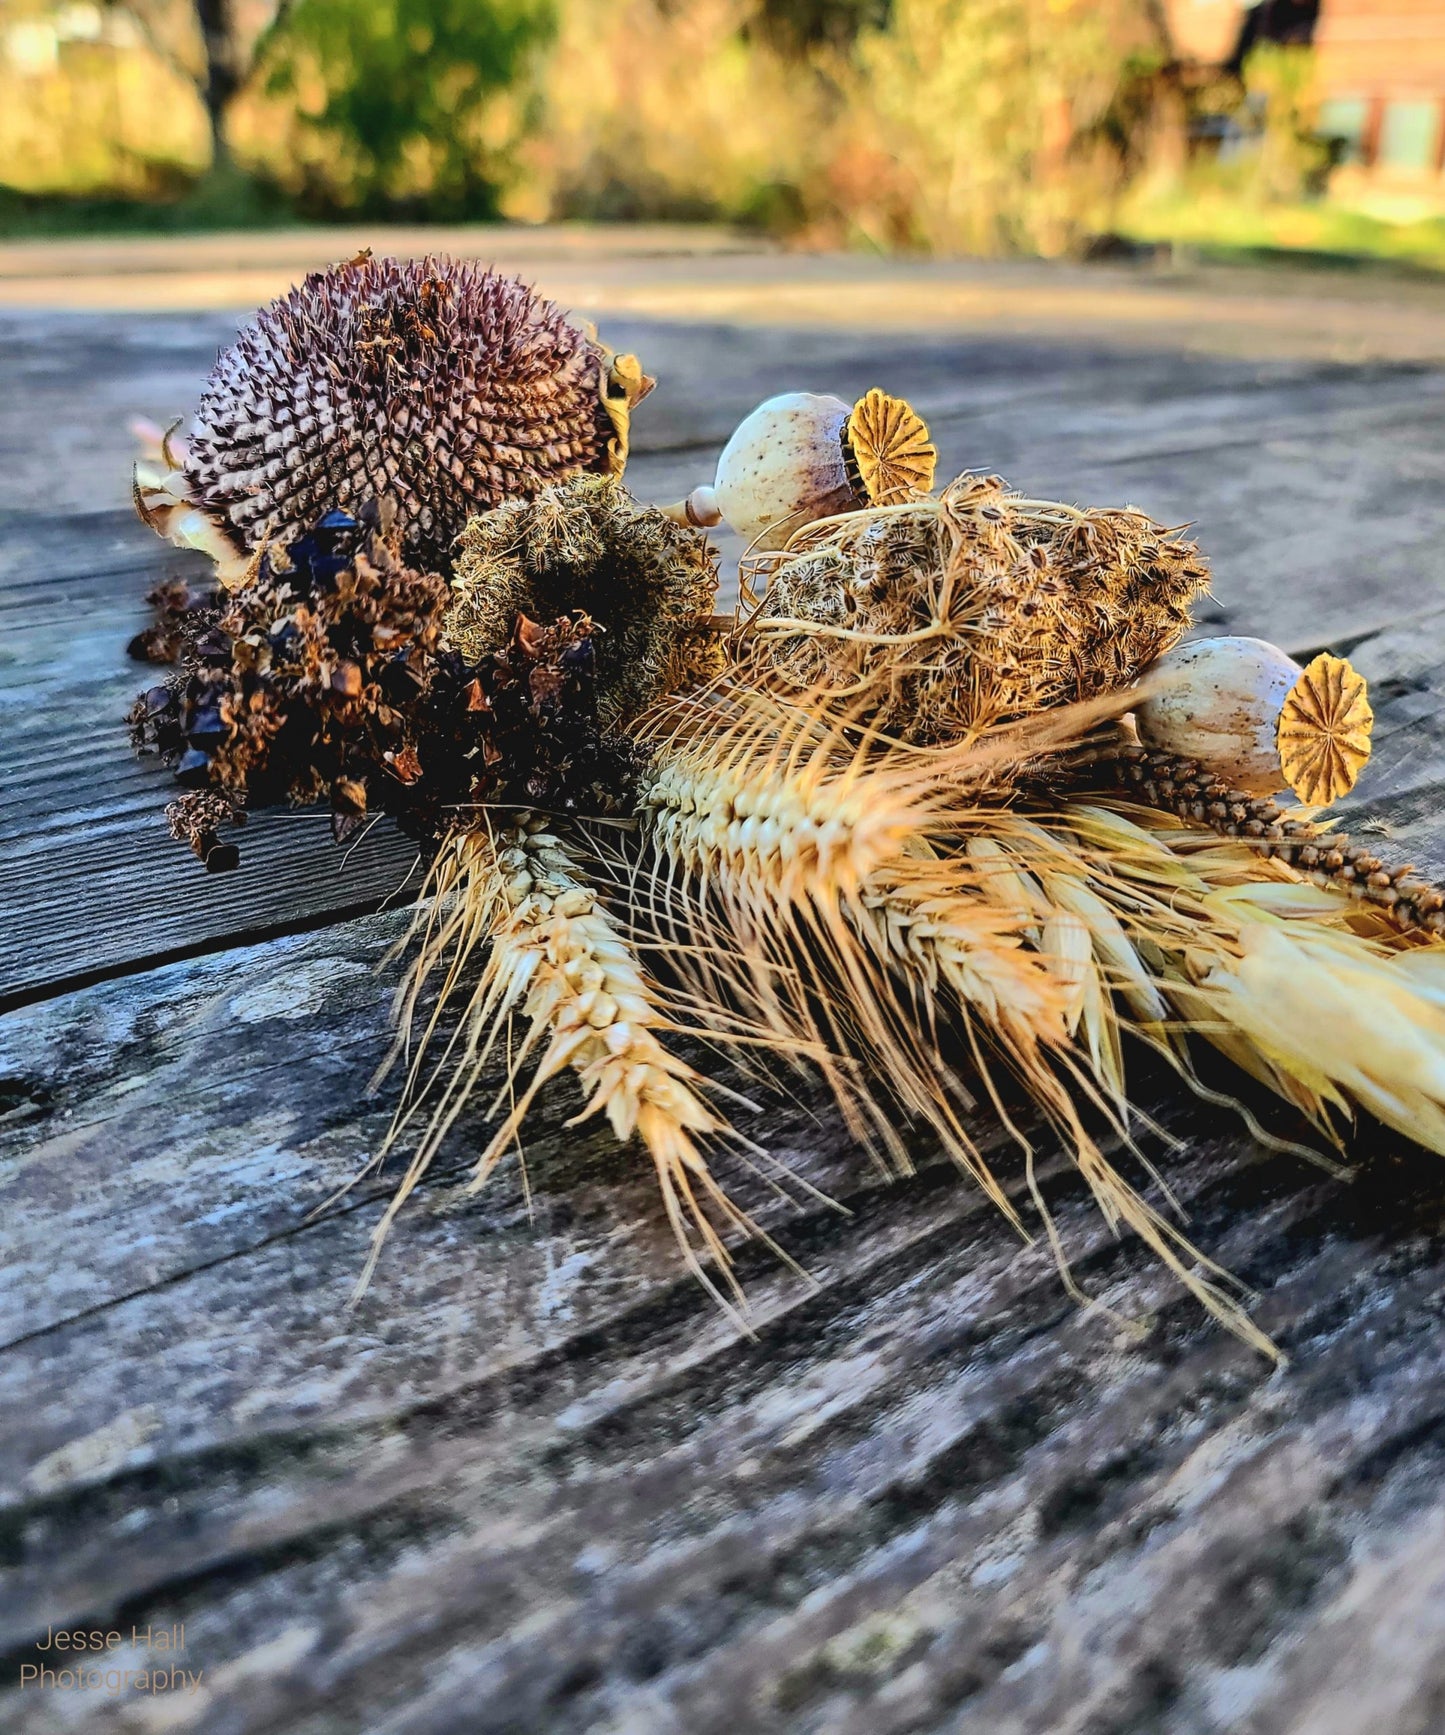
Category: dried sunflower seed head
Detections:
[{"x1": 181, "y1": 256, "x2": 632, "y2": 573}]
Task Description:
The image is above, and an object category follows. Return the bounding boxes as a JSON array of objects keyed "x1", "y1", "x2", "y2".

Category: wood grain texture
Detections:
[
  {"x1": 14, "y1": 237, "x2": 1445, "y2": 368},
  {"x1": 3, "y1": 889, "x2": 1445, "y2": 1735},
  {"x1": 5, "y1": 310, "x2": 1445, "y2": 1001},
  {"x1": 6, "y1": 297, "x2": 1445, "y2": 1734}
]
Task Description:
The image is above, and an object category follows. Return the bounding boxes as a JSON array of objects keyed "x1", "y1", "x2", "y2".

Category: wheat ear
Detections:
[
  {"x1": 871, "y1": 827, "x2": 1273, "y2": 1354},
  {"x1": 637, "y1": 685, "x2": 942, "y2": 899},
  {"x1": 634, "y1": 687, "x2": 972, "y2": 1170},
  {"x1": 631, "y1": 700, "x2": 1270, "y2": 1348},
  {"x1": 1051, "y1": 798, "x2": 1445, "y2": 1159},
  {"x1": 632, "y1": 689, "x2": 1099, "y2": 1170},
  {"x1": 1101, "y1": 745, "x2": 1445, "y2": 940},
  {"x1": 362, "y1": 816, "x2": 768, "y2": 1315}
]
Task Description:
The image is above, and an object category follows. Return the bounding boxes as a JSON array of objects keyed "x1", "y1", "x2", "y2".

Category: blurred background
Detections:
[{"x1": 1, "y1": 0, "x2": 1443, "y2": 270}]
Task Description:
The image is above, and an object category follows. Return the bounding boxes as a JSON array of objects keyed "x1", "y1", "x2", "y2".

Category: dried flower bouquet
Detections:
[{"x1": 127, "y1": 255, "x2": 1445, "y2": 1352}]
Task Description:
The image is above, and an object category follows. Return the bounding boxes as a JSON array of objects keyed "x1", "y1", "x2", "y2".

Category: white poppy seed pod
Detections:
[
  {"x1": 1136, "y1": 637, "x2": 1301, "y2": 793},
  {"x1": 1135, "y1": 636, "x2": 1373, "y2": 805},
  {"x1": 709, "y1": 392, "x2": 857, "y2": 549},
  {"x1": 661, "y1": 389, "x2": 937, "y2": 549}
]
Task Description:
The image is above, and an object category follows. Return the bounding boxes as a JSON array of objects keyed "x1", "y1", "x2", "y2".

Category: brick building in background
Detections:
[
  {"x1": 1314, "y1": 1, "x2": 1445, "y2": 200},
  {"x1": 1165, "y1": 1, "x2": 1445, "y2": 208}
]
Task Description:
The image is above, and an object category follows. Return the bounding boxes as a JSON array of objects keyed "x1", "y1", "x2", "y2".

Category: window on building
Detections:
[
  {"x1": 1319, "y1": 97, "x2": 1369, "y2": 165},
  {"x1": 1379, "y1": 100, "x2": 1440, "y2": 173}
]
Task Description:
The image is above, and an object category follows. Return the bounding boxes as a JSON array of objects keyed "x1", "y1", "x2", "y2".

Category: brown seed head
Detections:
[{"x1": 184, "y1": 256, "x2": 621, "y2": 571}]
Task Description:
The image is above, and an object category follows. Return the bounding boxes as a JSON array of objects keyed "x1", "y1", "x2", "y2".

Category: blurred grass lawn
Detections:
[{"x1": 1120, "y1": 191, "x2": 1445, "y2": 278}]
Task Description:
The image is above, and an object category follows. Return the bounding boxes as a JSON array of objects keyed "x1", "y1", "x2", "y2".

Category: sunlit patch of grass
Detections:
[{"x1": 1119, "y1": 186, "x2": 1445, "y2": 277}]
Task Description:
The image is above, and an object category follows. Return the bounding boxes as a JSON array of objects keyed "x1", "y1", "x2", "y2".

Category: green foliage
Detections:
[
  {"x1": 1241, "y1": 44, "x2": 1331, "y2": 203},
  {"x1": 0, "y1": 165, "x2": 297, "y2": 238},
  {"x1": 10, "y1": 0, "x2": 1445, "y2": 275},
  {"x1": 265, "y1": 0, "x2": 556, "y2": 218},
  {"x1": 841, "y1": 0, "x2": 1168, "y2": 255}
]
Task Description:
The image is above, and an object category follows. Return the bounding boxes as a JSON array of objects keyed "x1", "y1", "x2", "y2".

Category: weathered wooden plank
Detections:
[
  {"x1": 0, "y1": 224, "x2": 759, "y2": 285},
  {"x1": 17, "y1": 237, "x2": 1445, "y2": 375},
  {"x1": 10, "y1": 253, "x2": 1445, "y2": 1734},
  {"x1": 2, "y1": 886, "x2": 1445, "y2": 1733},
  {"x1": 6, "y1": 310, "x2": 1445, "y2": 1002}
]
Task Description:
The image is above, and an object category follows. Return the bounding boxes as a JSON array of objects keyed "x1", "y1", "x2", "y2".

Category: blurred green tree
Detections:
[
  {"x1": 843, "y1": 0, "x2": 1169, "y2": 255},
  {"x1": 1241, "y1": 43, "x2": 1328, "y2": 203},
  {"x1": 266, "y1": 0, "x2": 555, "y2": 217},
  {"x1": 102, "y1": 0, "x2": 298, "y2": 172}
]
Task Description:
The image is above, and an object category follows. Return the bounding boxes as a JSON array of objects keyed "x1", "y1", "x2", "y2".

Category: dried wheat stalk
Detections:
[
  {"x1": 625, "y1": 688, "x2": 1273, "y2": 1349},
  {"x1": 988, "y1": 797, "x2": 1445, "y2": 1162},
  {"x1": 1097, "y1": 744, "x2": 1445, "y2": 940},
  {"x1": 364, "y1": 815, "x2": 779, "y2": 1314}
]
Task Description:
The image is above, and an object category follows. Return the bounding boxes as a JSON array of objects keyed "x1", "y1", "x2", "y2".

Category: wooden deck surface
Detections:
[{"x1": 4, "y1": 236, "x2": 1445, "y2": 1734}]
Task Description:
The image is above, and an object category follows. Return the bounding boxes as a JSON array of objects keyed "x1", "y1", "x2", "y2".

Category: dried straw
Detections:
[
  {"x1": 626, "y1": 682, "x2": 1272, "y2": 1350},
  {"x1": 363, "y1": 813, "x2": 777, "y2": 1316}
]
